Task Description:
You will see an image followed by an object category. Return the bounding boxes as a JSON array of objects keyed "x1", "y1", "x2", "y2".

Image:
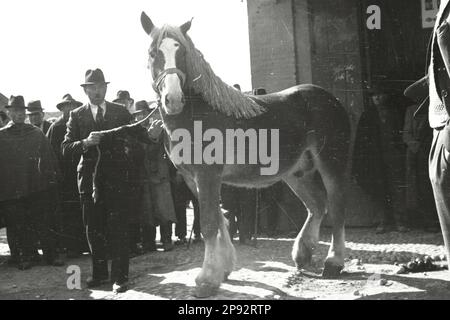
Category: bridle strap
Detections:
[{"x1": 152, "y1": 68, "x2": 186, "y2": 93}]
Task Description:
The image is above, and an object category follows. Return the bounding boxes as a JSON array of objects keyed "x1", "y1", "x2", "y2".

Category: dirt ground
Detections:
[{"x1": 1, "y1": 219, "x2": 450, "y2": 300}]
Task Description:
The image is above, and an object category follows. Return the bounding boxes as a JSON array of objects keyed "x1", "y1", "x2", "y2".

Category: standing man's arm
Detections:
[
  {"x1": 62, "y1": 110, "x2": 84, "y2": 157},
  {"x1": 62, "y1": 110, "x2": 102, "y2": 158},
  {"x1": 46, "y1": 122, "x2": 61, "y2": 158}
]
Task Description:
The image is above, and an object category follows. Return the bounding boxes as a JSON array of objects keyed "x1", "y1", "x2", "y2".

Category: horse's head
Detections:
[{"x1": 141, "y1": 12, "x2": 192, "y2": 116}]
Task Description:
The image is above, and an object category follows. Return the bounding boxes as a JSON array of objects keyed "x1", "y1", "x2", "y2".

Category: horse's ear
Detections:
[
  {"x1": 180, "y1": 18, "x2": 193, "y2": 35},
  {"x1": 141, "y1": 11, "x2": 154, "y2": 35}
]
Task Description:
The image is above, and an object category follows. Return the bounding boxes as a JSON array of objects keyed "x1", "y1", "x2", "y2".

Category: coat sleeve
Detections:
[
  {"x1": 46, "y1": 122, "x2": 60, "y2": 157},
  {"x1": 437, "y1": 20, "x2": 450, "y2": 79},
  {"x1": 38, "y1": 130, "x2": 62, "y2": 187},
  {"x1": 62, "y1": 110, "x2": 84, "y2": 158}
]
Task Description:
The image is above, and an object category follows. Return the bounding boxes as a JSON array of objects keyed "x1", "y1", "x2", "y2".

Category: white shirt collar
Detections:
[{"x1": 89, "y1": 101, "x2": 107, "y2": 120}]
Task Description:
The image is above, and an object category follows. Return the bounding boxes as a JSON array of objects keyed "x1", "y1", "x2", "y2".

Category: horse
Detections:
[{"x1": 139, "y1": 12, "x2": 351, "y2": 298}]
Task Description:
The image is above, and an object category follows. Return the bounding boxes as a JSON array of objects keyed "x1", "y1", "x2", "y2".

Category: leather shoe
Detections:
[
  {"x1": 143, "y1": 243, "x2": 157, "y2": 253},
  {"x1": 86, "y1": 277, "x2": 109, "y2": 288},
  {"x1": 175, "y1": 238, "x2": 187, "y2": 246},
  {"x1": 112, "y1": 281, "x2": 128, "y2": 294}
]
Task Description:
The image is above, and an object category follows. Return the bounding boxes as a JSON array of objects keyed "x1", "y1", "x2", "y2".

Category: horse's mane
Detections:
[{"x1": 154, "y1": 25, "x2": 266, "y2": 119}]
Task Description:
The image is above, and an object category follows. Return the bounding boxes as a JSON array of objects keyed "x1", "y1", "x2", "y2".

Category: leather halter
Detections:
[{"x1": 152, "y1": 68, "x2": 186, "y2": 94}]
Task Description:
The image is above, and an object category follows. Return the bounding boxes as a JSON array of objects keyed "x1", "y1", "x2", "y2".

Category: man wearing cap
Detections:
[
  {"x1": 27, "y1": 100, "x2": 52, "y2": 134},
  {"x1": 0, "y1": 96, "x2": 61, "y2": 269},
  {"x1": 113, "y1": 90, "x2": 134, "y2": 114},
  {"x1": 62, "y1": 69, "x2": 134, "y2": 293},
  {"x1": 47, "y1": 94, "x2": 87, "y2": 257},
  {"x1": 422, "y1": 0, "x2": 450, "y2": 265}
]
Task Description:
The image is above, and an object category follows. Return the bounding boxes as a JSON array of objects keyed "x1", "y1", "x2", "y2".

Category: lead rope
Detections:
[
  {"x1": 89, "y1": 107, "x2": 161, "y2": 205},
  {"x1": 92, "y1": 145, "x2": 101, "y2": 203}
]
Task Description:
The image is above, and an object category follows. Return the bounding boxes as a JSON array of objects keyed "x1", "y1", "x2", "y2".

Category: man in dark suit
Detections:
[
  {"x1": 26, "y1": 100, "x2": 52, "y2": 134},
  {"x1": 422, "y1": 0, "x2": 450, "y2": 265},
  {"x1": 62, "y1": 69, "x2": 133, "y2": 293}
]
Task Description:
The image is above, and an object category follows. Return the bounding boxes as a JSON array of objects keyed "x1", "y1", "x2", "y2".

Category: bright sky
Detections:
[{"x1": 0, "y1": 0, "x2": 252, "y2": 112}]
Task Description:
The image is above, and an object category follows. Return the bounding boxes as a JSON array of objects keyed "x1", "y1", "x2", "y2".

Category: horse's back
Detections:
[
  {"x1": 252, "y1": 84, "x2": 343, "y2": 112},
  {"x1": 249, "y1": 84, "x2": 350, "y2": 134},
  {"x1": 251, "y1": 84, "x2": 351, "y2": 170}
]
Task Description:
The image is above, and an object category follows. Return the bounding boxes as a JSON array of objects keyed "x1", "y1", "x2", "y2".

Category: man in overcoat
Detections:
[{"x1": 0, "y1": 95, "x2": 61, "y2": 269}]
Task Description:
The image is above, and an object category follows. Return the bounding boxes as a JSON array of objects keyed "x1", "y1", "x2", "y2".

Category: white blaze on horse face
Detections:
[{"x1": 160, "y1": 38, "x2": 184, "y2": 114}]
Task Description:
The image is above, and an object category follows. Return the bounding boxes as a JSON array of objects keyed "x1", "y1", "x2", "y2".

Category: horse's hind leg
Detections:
[
  {"x1": 317, "y1": 161, "x2": 348, "y2": 278},
  {"x1": 284, "y1": 172, "x2": 327, "y2": 269},
  {"x1": 193, "y1": 171, "x2": 236, "y2": 298}
]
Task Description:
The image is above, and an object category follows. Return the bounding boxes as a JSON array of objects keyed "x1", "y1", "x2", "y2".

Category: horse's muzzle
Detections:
[{"x1": 163, "y1": 93, "x2": 185, "y2": 115}]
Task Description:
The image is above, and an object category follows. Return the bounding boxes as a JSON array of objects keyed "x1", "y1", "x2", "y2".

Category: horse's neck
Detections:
[{"x1": 184, "y1": 87, "x2": 204, "y2": 103}]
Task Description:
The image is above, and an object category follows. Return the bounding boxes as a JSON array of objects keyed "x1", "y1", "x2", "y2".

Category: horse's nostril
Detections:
[{"x1": 165, "y1": 96, "x2": 170, "y2": 106}]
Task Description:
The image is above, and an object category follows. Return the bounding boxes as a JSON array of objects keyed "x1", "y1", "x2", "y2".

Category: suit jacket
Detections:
[
  {"x1": 47, "y1": 116, "x2": 80, "y2": 198},
  {"x1": 62, "y1": 101, "x2": 132, "y2": 195},
  {"x1": 47, "y1": 116, "x2": 67, "y2": 162},
  {"x1": 426, "y1": 0, "x2": 450, "y2": 128}
]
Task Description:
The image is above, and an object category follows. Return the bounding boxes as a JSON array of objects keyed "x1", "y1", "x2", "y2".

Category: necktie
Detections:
[{"x1": 96, "y1": 105, "x2": 105, "y2": 128}]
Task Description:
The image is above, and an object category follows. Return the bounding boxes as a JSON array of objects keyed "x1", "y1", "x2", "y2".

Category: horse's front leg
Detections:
[{"x1": 194, "y1": 170, "x2": 236, "y2": 298}]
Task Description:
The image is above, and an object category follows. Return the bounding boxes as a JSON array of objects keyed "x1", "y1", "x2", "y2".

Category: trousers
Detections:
[{"x1": 429, "y1": 126, "x2": 450, "y2": 262}]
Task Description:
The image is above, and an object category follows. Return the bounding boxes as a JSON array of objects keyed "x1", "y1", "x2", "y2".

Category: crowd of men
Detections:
[{"x1": 0, "y1": 68, "x2": 205, "y2": 293}]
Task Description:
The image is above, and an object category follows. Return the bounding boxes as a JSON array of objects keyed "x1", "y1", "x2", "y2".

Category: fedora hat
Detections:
[
  {"x1": 5, "y1": 95, "x2": 26, "y2": 109},
  {"x1": 113, "y1": 90, "x2": 134, "y2": 104},
  {"x1": 80, "y1": 68, "x2": 110, "y2": 87},
  {"x1": 132, "y1": 100, "x2": 150, "y2": 115},
  {"x1": 26, "y1": 100, "x2": 44, "y2": 114},
  {"x1": 56, "y1": 94, "x2": 83, "y2": 110}
]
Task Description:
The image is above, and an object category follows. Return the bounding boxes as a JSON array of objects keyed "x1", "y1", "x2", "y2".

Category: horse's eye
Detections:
[
  {"x1": 174, "y1": 43, "x2": 180, "y2": 48},
  {"x1": 149, "y1": 50, "x2": 156, "y2": 59}
]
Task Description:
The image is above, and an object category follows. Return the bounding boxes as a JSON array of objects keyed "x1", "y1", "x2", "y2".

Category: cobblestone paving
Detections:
[{"x1": 1, "y1": 228, "x2": 449, "y2": 300}]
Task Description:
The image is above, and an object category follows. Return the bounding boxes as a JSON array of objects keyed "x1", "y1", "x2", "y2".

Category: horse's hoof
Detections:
[
  {"x1": 194, "y1": 283, "x2": 219, "y2": 298},
  {"x1": 322, "y1": 261, "x2": 343, "y2": 278},
  {"x1": 292, "y1": 240, "x2": 313, "y2": 268}
]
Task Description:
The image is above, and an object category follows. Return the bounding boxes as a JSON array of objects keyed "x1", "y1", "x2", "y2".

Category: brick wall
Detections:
[{"x1": 247, "y1": 0, "x2": 298, "y2": 92}]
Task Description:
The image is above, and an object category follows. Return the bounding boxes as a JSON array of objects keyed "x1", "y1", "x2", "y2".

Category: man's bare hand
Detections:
[
  {"x1": 83, "y1": 131, "x2": 103, "y2": 147},
  {"x1": 148, "y1": 119, "x2": 164, "y2": 140}
]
